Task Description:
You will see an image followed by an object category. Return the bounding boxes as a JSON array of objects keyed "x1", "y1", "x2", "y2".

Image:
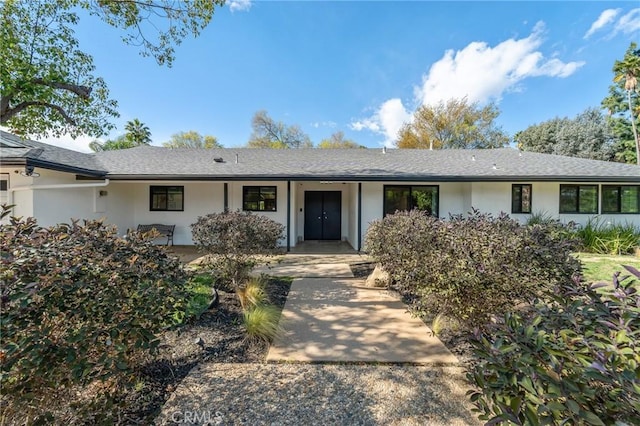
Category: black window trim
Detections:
[
  {"x1": 559, "y1": 184, "x2": 598, "y2": 214},
  {"x1": 511, "y1": 183, "x2": 532, "y2": 214},
  {"x1": 149, "y1": 185, "x2": 185, "y2": 212},
  {"x1": 383, "y1": 184, "x2": 440, "y2": 217},
  {"x1": 242, "y1": 185, "x2": 278, "y2": 212},
  {"x1": 601, "y1": 185, "x2": 640, "y2": 214}
]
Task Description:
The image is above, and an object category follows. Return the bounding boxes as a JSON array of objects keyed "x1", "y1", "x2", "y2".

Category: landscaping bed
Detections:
[{"x1": 122, "y1": 276, "x2": 291, "y2": 424}]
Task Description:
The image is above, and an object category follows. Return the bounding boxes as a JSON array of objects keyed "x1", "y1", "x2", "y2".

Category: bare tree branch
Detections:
[
  {"x1": 1, "y1": 101, "x2": 77, "y2": 125},
  {"x1": 32, "y1": 78, "x2": 92, "y2": 98}
]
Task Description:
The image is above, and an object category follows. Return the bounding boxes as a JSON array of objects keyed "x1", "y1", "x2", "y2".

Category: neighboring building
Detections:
[{"x1": 1, "y1": 130, "x2": 638, "y2": 249}]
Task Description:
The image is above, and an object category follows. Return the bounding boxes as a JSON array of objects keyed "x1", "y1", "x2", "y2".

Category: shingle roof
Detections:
[
  {"x1": 93, "y1": 145, "x2": 640, "y2": 182},
  {"x1": 1, "y1": 132, "x2": 638, "y2": 182},
  {"x1": 0, "y1": 131, "x2": 106, "y2": 176}
]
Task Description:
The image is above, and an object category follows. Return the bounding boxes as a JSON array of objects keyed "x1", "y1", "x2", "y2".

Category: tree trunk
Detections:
[{"x1": 628, "y1": 89, "x2": 640, "y2": 165}]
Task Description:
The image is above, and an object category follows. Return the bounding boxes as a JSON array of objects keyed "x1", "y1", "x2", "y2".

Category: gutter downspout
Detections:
[{"x1": 9, "y1": 179, "x2": 110, "y2": 204}]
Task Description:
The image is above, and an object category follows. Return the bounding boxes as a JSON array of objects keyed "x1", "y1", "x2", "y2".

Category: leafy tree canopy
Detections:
[
  {"x1": 163, "y1": 131, "x2": 222, "y2": 149},
  {"x1": 247, "y1": 110, "x2": 313, "y2": 149},
  {"x1": 89, "y1": 118, "x2": 151, "y2": 151},
  {"x1": 514, "y1": 108, "x2": 617, "y2": 161},
  {"x1": 602, "y1": 42, "x2": 640, "y2": 164},
  {"x1": 1, "y1": 0, "x2": 222, "y2": 139},
  {"x1": 396, "y1": 97, "x2": 509, "y2": 149},
  {"x1": 317, "y1": 131, "x2": 364, "y2": 148}
]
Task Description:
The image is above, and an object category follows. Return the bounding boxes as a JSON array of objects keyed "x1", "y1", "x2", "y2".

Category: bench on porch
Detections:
[{"x1": 136, "y1": 224, "x2": 175, "y2": 246}]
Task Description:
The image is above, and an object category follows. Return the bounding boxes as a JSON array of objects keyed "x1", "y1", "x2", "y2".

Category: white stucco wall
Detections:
[
  {"x1": 470, "y1": 181, "x2": 640, "y2": 227},
  {"x1": 129, "y1": 181, "x2": 225, "y2": 245}
]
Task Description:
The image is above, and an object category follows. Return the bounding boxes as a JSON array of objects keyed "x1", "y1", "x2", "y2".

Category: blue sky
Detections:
[{"x1": 44, "y1": 1, "x2": 640, "y2": 152}]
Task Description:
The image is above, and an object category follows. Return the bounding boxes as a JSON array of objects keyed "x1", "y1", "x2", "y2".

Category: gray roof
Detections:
[
  {"x1": 0, "y1": 131, "x2": 106, "y2": 176},
  {"x1": 1, "y1": 131, "x2": 638, "y2": 182},
  {"x1": 93, "y1": 145, "x2": 640, "y2": 182}
]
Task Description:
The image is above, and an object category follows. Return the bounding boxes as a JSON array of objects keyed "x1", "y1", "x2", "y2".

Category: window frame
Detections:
[
  {"x1": 511, "y1": 184, "x2": 532, "y2": 214},
  {"x1": 149, "y1": 185, "x2": 184, "y2": 212},
  {"x1": 242, "y1": 186, "x2": 278, "y2": 212},
  {"x1": 559, "y1": 184, "x2": 598, "y2": 214},
  {"x1": 601, "y1": 185, "x2": 640, "y2": 214},
  {"x1": 383, "y1": 185, "x2": 439, "y2": 217}
]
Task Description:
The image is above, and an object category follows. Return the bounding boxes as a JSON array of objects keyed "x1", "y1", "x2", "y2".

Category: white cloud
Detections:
[
  {"x1": 350, "y1": 98, "x2": 410, "y2": 147},
  {"x1": 229, "y1": 0, "x2": 252, "y2": 13},
  {"x1": 351, "y1": 21, "x2": 584, "y2": 146},
  {"x1": 584, "y1": 9, "x2": 621, "y2": 38},
  {"x1": 416, "y1": 21, "x2": 583, "y2": 106},
  {"x1": 310, "y1": 121, "x2": 337, "y2": 129},
  {"x1": 613, "y1": 8, "x2": 640, "y2": 37}
]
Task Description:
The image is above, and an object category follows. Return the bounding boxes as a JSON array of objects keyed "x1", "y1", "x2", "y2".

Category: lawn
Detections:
[{"x1": 574, "y1": 252, "x2": 640, "y2": 283}]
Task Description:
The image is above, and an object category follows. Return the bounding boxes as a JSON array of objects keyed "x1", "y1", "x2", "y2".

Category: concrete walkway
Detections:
[{"x1": 266, "y1": 259, "x2": 458, "y2": 364}]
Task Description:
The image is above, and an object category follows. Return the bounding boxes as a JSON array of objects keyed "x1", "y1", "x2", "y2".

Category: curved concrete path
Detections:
[{"x1": 266, "y1": 257, "x2": 458, "y2": 364}]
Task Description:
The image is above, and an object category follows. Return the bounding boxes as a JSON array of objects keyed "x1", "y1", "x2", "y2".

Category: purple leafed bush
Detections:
[{"x1": 364, "y1": 209, "x2": 580, "y2": 328}]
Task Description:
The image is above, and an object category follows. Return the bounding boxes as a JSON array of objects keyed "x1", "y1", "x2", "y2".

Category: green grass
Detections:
[{"x1": 575, "y1": 252, "x2": 640, "y2": 284}]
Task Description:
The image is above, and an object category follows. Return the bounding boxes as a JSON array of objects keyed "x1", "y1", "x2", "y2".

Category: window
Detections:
[
  {"x1": 150, "y1": 186, "x2": 184, "y2": 211},
  {"x1": 559, "y1": 185, "x2": 598, "y2": 214},
  {"x1": 384, "y1": 185, "x2": 439, "y2": 216},
  {"x1": 243, "y1": 186, "x2": 277, "y2": 211},
  {"x1": 512, "y1": 184, "x2": 532, "y2": 214},
  {"x1": 602, "y1": 185, "x2": 640, "y2": 214}
]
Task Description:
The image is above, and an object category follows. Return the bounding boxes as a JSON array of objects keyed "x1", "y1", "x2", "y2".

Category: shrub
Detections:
[
  {"x1": 467, "y1": 266, "x2": 640, "y2": 425},
  {"x1": 0, "y1": 209, "x2": 188, "y2": 421},
  {"x1": 577, "y1": 216, "x2": 640, "y2": 255},
  {"x1": 242, "y1": 304, "x2": 283, "y2": 342},
  {"x1": 364, "y1": 209, "x2": 580, "y2": 328},
  {"x1": 190, "y1": 211, "x2": 285, "y2": 291}
]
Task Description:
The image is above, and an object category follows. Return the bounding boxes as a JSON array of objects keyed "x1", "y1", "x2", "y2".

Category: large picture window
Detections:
[
  {"x1": 384, "y1": 185, "x2": 439, "y2": 216},
  {"x1": 602, "y1": 185, "x2": 640, "y2": 214},
  {"x1": 150, "y1": 186, "x2": 184, "y2": 211},
  {"x1": 243, "y1": 186, "x2": 277, "y2": 211},
  {"x1": 559, "y1": 185, "x2": 598, "y2": 214},
  {"x1": 512, "y1": 184, "x2": 532, "y2": 214}
]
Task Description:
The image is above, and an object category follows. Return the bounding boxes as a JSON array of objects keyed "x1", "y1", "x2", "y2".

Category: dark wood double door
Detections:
[{"x1": 304, "y1": 191, "x2": 341, "y2": 240}]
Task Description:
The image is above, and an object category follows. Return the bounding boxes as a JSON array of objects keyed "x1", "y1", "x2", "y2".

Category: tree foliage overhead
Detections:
[
  {"x1": 1, "y1": 0, "x2": 222, "y2": 139},
  {"x1": 396, "y1": 98, "x2": 509, "y2": 149},
  {"x1": 1, "y1": 0, "x2": 119, "y2": 138},
  {"x1": 163, "y1": 131, "x2": 222, "y2": 149},
  {"x1": 602, "y1": 42, "x2": 640, "y2": 165},
  {"x1": 514, "y1": 108, "x2": 617, "y2": 161},
  {"x1": 317, "y1": 131, "x2": 364, "y2": 149},
  {"x1": 247, "y1": 110, "x2": 313, "y2": 149},
  {"x1": 89, "y1": 118, "x2": 151, "y2": 151}
]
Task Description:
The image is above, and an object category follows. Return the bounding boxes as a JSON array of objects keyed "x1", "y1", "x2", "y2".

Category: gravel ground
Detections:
[{"x1": 156, "y1": 363, "x2": 481, "y2": 426}]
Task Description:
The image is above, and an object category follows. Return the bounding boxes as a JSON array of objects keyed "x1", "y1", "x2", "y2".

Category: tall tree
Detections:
[
  {"x1": 396, "y1": 98, "x2": 509, "y2": 149},
  {"x1": 89, "y1": 119, "x2": 152, "y2": 151},
  {"x1": 317, "y1": 131, "x2": 364, "y2": 148},
  {"x1": 602, "y1": 42, "x2": 640, "y2": 165},
  {"x1": 124, "y1": 118, "x2": 151, "y2": 145},
  {"x1": 1, "y1": 0, "x2": 222, "y2": 139},
  {"x1": 247, "y1": 110, "x2": 313, "y2": 149},
  {"x1": 163, "y1": 131, "x2": 222, "y2": 148},
  {"x1": 514, "y1": 108, "x2": 616, "y2": 161}
]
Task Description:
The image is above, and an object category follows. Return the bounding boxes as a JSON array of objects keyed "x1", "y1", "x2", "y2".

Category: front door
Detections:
[{"x1": 304, "y1": 191, "x2": 341, "y2": 240}]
